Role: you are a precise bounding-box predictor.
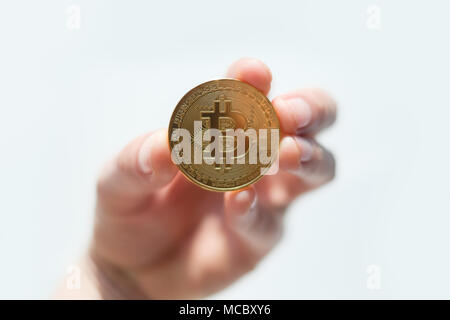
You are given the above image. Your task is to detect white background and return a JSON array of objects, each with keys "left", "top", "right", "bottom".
[{"left": 0, "top": 0, "right": 449, "bottom": 299}]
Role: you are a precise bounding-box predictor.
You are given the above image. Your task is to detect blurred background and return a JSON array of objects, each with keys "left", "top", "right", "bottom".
[{"left": 0, "top": 0, "right": 449, "bottom": 299}]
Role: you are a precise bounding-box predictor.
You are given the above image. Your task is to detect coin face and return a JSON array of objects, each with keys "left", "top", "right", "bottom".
[{"left": 168, "top": 79, "right": 280, "bottom": 192}]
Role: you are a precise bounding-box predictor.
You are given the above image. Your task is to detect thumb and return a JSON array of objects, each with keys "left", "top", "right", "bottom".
[{"left": 97, "top": 129, "right": 178, "bottom": 200}]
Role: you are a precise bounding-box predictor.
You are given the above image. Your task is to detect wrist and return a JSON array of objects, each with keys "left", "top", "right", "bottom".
[{"left": 53, "top": 249, "right": 147, "bottom": 300}]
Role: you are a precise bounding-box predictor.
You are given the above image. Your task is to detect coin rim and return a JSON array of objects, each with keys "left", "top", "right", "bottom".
[{"left": 168, "top": 78, "right": 280, "bottom": 192}]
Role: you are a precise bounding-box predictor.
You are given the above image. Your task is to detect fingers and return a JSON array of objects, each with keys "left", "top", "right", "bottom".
[
  {"left": 253, "top": 136, "right": 335, "bottom": 210},
  {"left": 224, "top": 187, "right": 282, "bottom": 255},
  {"left": 97, "top": 129, "right": 178, "bottom": 200},
  {"left": 279, "top": 135, "right": 335, "bottom": 188},
  {"left": 226, "top": 57, "right": 272, "bottom": 95},
  {"left": 227, "top": 60, "right": 336, "bottom": 136},
  {"left": 272, "top": 87, "right": 337, "bottom": 136}
]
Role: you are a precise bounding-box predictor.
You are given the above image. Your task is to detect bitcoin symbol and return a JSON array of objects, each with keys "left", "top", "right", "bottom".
[{"left": 201, "top": 94, "right": 248, "bottom": 171}]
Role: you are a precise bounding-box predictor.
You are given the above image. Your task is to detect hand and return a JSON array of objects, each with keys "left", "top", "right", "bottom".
[{"left": 68, "top": 58, "right": 336, "bottom": 299}]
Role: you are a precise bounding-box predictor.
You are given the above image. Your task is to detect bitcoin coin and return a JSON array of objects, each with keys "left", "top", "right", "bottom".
[{"left": 168, "top": 79, "right": 280, "bottom": 192}]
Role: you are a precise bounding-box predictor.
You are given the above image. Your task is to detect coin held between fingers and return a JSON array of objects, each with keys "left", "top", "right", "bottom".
[{"left": 168, "top": 79, "right": 280, "bottom": 192}]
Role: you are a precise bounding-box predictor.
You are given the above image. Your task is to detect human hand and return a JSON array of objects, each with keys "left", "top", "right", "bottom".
[{"left": 67, "top": 58, "right": 336, "bottom": 299}]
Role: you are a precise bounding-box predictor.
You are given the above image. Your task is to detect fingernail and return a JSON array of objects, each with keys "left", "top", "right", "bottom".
[
  {"left": 295, "top": 137, "right": 314, "bottom": 162},
  {"left": 286, "top": 97, "right": 312, "bottom": 131},
  {"left": 249, "top": 192, "right": 257, "bottom": 212},
  {"left": 235, "top": 190, "right": 251, "bottom": 205},
  {"left": 138, "top": 136, "right": 153, "bottom": 174},
  {"left": 234, "top": 189, "right": 257, "bottom": 215},
  {"left": 234, "top": 193, "right": 258, "bottom": 228}
]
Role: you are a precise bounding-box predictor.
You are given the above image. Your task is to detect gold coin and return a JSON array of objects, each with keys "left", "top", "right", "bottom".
[{"left": 168, "top": 79, "right": 280, "bottom": 192}]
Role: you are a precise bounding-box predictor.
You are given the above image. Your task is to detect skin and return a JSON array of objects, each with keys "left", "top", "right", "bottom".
[{"left": 55, "top": 58, "right": 337, "bottom": 299}]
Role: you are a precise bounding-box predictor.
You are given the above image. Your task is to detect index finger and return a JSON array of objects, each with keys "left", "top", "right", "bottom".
[{"left": 226, "top": 57, "right": 272, "bottom": 95}]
